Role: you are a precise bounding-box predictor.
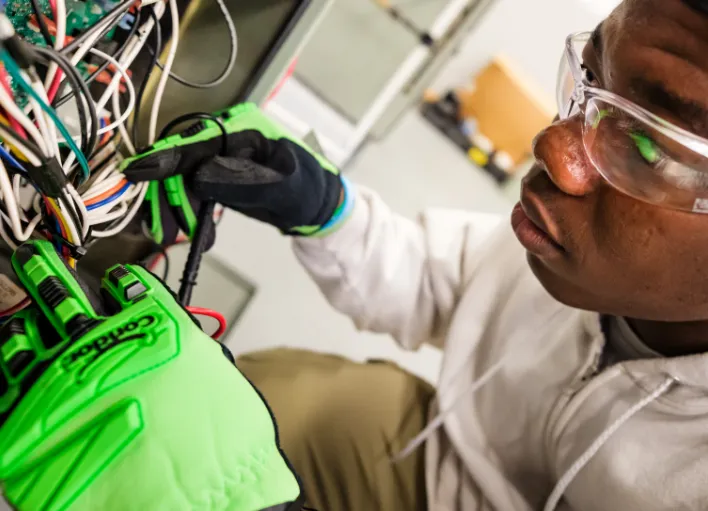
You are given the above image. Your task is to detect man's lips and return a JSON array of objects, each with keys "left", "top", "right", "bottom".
[{"left": 511, "top": 198, "right": 564, "bottom": 258}]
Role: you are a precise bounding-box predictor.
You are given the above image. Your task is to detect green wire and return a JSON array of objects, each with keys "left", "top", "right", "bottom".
[{"left": 0, "top": 51, "right": 90, "bottom": 182}]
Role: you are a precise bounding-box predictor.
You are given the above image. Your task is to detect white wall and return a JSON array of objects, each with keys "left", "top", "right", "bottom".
[{"left": 431, "top": 0, "right": 621, "bottom": 98}]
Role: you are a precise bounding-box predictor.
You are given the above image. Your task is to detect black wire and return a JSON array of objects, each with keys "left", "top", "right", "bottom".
[
  {"left": 32, "top": 46, "right": 98, "bottom": 158},
  {"left": 53, "top": 8, "right": 143, "bottom": 109},
  {"left": 0, "top": 124, "right": 44, "bottom": 163},
  {"left": 178, "top": 201, "right": 214, "bottom": 305},
  {"left": 29, "top": 0, "right": 53, "bottom": 47},
  {"left": 59, "top": 0, "right": 136, "bottom": 56},
  {"left": 147, "top": 0, "right": 236, "bottom": 90},
  {"left": 132, "top": 7, "right": 161, "bottom": 147},
  {"left": 165, "top": 113, "right": 228, "bottom": 306},
  {"left": 60, "top": 190, "right": 83, "bottom": 243}
]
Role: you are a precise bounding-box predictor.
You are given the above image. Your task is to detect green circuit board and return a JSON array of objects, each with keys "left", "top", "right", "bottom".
[
  {"left": 4, "top": 0, "right": 121, "bottom": 46},
  {"left": 2, "top": 0, "right": 125, "bottom": 104}
]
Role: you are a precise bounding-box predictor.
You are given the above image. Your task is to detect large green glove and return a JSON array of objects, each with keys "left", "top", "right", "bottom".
[
  {"left": 122, "top": 103, "right": 350, "bottom": 239},
  {"left": 0, "top": 240, "right": 303, "bottom": 511}
]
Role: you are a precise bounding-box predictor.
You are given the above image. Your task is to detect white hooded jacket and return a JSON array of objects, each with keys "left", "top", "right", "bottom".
[{"left": 294, "top": 185, "right": 708, "bottom": 511}]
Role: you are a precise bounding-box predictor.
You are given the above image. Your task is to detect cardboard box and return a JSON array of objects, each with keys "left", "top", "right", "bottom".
[{"left": 455, "top": 56, "right": 555, "bottom": 168}]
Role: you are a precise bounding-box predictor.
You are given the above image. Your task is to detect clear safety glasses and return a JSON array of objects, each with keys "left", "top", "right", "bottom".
[{"left": 557, "top": 32, "right": 708, "bottom": 213}]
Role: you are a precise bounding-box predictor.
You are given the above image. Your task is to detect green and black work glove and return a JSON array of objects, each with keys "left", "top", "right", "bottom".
[
  {"left": 0, "top": 240, "right": 304, "bottom": 511},
  {"left": 122, "top": 103, "right": 347, "bottom": 239}
]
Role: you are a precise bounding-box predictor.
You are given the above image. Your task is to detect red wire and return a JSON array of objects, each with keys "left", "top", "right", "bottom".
[
  {"left": 186, "top": 306, "right": 227, "bottom": 340},
  {"left": 47, "top": 71, "right": 64, "bottom": 103},
  {"left": 0, "top": 66, "right": 27, "bottom": 138}
]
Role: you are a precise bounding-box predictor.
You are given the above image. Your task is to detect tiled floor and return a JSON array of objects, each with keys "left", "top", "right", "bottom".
[{"left": 212, "top": 110, "right": 515, "bottom": 384}]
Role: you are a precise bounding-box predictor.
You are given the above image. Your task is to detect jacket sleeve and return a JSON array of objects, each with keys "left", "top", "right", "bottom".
[{"left": 292, "top": 184, "right": 502, "bottom": 350}]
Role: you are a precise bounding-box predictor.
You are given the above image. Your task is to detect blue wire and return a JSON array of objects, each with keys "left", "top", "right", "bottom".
[
  {"left": 0, "top": 144, "right": 27, "bottom": 173},
  {"left": 0, "top": 51, "right": 91, "bottom": 182},
  {"left": 86, "top": 182, "right": 131, "bottom": 211},
  {"left": 52, "top": 217, "right": 63, "bottom": 252}
]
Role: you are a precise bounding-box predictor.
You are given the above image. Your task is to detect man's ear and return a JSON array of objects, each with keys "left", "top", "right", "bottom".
[{"left": 684, "top": 0, "right": 708, "bottom": 15}]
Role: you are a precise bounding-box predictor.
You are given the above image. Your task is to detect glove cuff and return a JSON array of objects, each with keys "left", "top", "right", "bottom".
[{"left": 310, "top": 176, "right": 355, "bottom": 238}]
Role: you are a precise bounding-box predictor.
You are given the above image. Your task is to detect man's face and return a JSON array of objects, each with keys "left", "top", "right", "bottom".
[{"left": 516, "top": 0, "right": 708, "bottom": 321}]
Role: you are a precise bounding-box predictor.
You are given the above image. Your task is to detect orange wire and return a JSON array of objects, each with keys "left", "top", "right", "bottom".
[{"left": 84, "top": 180, "right": 127, "bottom": 206}]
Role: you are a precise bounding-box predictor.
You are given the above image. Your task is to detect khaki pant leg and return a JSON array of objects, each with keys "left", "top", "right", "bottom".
[{"left": 237, "top": 348, "right": 434, "bottom": 511}]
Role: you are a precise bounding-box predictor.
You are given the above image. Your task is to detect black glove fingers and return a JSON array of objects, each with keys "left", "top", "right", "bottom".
[{"left": 123, "top": 147, "right": 184, "bottom": 182}]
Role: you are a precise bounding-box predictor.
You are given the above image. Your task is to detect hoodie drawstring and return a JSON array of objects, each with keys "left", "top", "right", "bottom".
[
  {"left": 542, "top": 376, "right": 676, "bottom": 511},
  {"left": 392, "top": 308, "right": 570, "bottom": 464}
]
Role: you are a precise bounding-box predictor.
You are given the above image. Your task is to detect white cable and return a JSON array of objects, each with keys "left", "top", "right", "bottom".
[
  {"left": 0, "top": 218, "right": 17, "bottom": 250},
  {"left": 92, "top": 181, "right": 148, "bottom": 238},
  {"left": 28, "top": 78, "right": 56, "bottom": 158},
  {"left": 89, "top": 160, "right": 119, "bottom": 187},
  {"left": 161, "top": 0, "right": 238, "bottom": 89},
  {"left": 57, "top": 49, "right": 136, "bottom": 145},
  {"left": 82, "top": 175, "right": 125, "bottom": 200},
  {"left": 69, "top": 8, "right": 126, "bottom": 67},
  {"left": 12, "top": 174, "right": 23, "bottom": 218},
  {"left": 0, "top": 159, "right": 35, "bottom": 241},
  {"left": 88, "top": 202, "right": 128, "bottom": 224},
  {"left": 114, "top": 87, "right": 136, "bottom": 155},
  {"left": 149, "top": 0, "right": 180, "bottom": 144},
  {"left": 542, "top": 377, "right": 675, "bottom": 511},
  {"left": 76, "top": 13, "right": 155, "bottom": 134},
  {"left": 44, "top": 0, "right": 67, "bottom": 88},
  {"left": 56, "top": 195, "right": 82, "bottom": 247},
  {"left": 90, "top": 48, "right": 136, "bottom": 135},
  {"left": 67, "top": 185, "right": 90, "bottom": 238},
  {"left": 0, "top": 85, "right": 48, "bottom": 156},
  {"left": 0, "top": 128, "right": 42, "bottom": 168}
]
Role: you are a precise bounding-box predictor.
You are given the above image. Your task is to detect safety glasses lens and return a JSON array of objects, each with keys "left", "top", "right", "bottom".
[{"left": 583, "top": 97, "right": 708, "bottom": 212}]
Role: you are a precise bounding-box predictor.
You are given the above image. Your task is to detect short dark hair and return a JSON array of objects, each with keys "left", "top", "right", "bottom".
[{"left": 684, "top": 0, "right": 708, "bottom": 14}]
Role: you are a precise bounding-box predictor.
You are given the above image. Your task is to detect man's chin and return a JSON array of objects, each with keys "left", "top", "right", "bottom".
[{"left": 525, "top": 252, "right": 598, "bottom": 312}]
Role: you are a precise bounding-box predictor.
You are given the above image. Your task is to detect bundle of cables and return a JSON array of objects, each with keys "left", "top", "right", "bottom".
[{"left": 0, "top": 0, "right": 237, "bottom": 323}]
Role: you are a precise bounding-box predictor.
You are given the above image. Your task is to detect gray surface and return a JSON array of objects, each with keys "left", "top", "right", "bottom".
[
  {"left": 431, "top": 0, "right": 610, "bottom": 99},
  {"left": 136, "top": 0, "right": 331, "bottom": 145},
  {"left": 154, "top": 243, "right": 256, "bottom": 338},
  {"left": 372, "top": 0, "right": 497, "bottom": 137},
  {"left": 294, "top": 0, "right": 451, "bottom": 122}
]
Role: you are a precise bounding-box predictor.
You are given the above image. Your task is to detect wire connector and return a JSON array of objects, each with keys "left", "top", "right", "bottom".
[{"left": 28, "top": 159, "right": 68, "bottom": 199}]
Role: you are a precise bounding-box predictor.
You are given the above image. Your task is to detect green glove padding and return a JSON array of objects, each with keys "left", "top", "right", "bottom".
[{"left": 0, "top": 240, "right": 303, "bottom": 511}]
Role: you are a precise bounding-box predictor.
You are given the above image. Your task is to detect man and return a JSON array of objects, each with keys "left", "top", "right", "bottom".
[{"left": 122, "top": 0, "right": 708, "bottom": 509}]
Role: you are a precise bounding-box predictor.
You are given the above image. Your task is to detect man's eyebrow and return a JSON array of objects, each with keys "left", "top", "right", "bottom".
[
  {"left": 631, "top": 78, "right": 708, "bottom": 134},
  {"left": 591, "top": 22, "right": 604, "bottom": 58}
]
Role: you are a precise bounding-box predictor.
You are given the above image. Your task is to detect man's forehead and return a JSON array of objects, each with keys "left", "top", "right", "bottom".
[{"left": 592, "top": 0, "right": 708, "bottom": 135}]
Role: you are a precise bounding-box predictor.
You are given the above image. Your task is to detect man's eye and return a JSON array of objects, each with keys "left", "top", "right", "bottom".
[
  {"left": 630, "top": 131, "right": 662, "bottom": 164},
  {"left": 581, "top": 65, "right": 598, "bottom": 84}
]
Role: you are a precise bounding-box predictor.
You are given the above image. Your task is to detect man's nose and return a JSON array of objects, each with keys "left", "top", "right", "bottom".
[{"left": 532, "top": 117, "right": 603, "bottom": 196}]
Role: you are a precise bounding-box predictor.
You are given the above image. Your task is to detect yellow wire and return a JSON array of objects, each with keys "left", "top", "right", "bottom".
[
  {"left": 0, "top": 112, "right": 29, "bottom": 162},
  {"left": 46, "top": 197, "right": 78, "bottom": 269}
]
